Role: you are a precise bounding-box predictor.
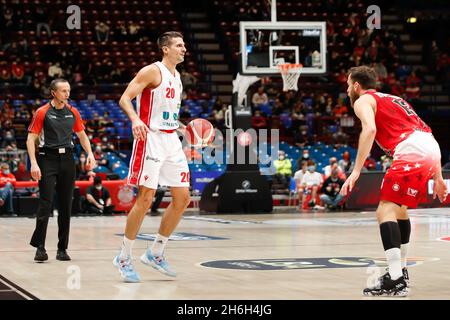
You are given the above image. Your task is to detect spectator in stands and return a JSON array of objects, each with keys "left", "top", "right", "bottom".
[
  {"left": 13, "top": 162, "right": 31, "bottom": 181},
  {"left": 374, "top": 61, "right": 388, "bottom": 82},
  {"left": 114, "top": 21, "right": 128, "bottom": 41},
  {"left": 428, "top": 40, "right": 440, "bottom": 70},
  {"left": 333, "top": 100, "right": 348, "bottom": 118},
  {"left": 332, "top": 127, "right": 349, "bottom": 147},
  {"left": 323, "top": 158, "right": 345, "bottom": 179},
  {"left": 1, "top": 8, "right": 14, "bottom": 33},
  {"left": 272, "top": 98, "right": 285, "bottom": 116},
  {"left": 35, "top": 7, "right": 52, "bottom": 38},
  {"left": 0, "top": 61, "right": 11, "bottom": 82},
  {"left": 128, "top": 22, "right": 141, "bottom": 42},
  {"left": 99, "top": 112, "right": 115, "bottom": 134},
  {"left": 15, "top": 104, "right": 31, "bottom": 121},
  {"left": 300, "top": 162, "right": 323, "bottom": 208},
  {"left": 293, "top": 161, "right": 307, "bottom": 207},
  {"left": 95, "top": 22, "right": 110, "bottom": 42},
  {"left": 48, "top": 62, "right": 63, "bottom": 79},
  {"left": 381, "top": 155, "right": 393, "bottom": 172},
  {"left": 84, "top": 176, "right": 114, "bottom": 215},
  {"left": 405, "top": 71, "right": 421, "bottom": 100},
  {"left": 364, "top": 153, "right": 377, "bottom": 171},
  {"left": 273, "top": 150, "right": 292, "bottom": 188},
  {"left": 323, "top": 97, "right": 335, "bottom": 116},
  {"left": 293, "top": 125, "right": 310, "bottom": 148},
  {"left": 336, "top": 68, "right": 348, "bottom": 89},
  {"left": 390, "top": 79, "right": 405, "bottom": 97},
  {"left": 338, "top": 151, "right": 352, "bottom": 173},
  {"left": 320, "top": 167, "right": 345, "bottom": 210},
  {"left": 291, "top": 101, "right": 306, "bottom": 126},
  {"left": 1, "top": 130, "right": 16, "bottom": 149},
  {"left": 251, "top": 86, "right": 269, "bottom": 107},
  {"left": 296, "top": 149, "right": 312, "bottom": 169},
  {"left": 0, "top": 162, "right": 16, "bottom": 216},
  {"left": 251, "top": 109, "right": 267, "bottom": 129},
  {"left": 11, "top": 57, "right": 25, "bottom": 83},
  {"left": 366, "top": 40, "right": 379, "bottom": 62},
  {"left": 180, "top": 71, "right": 197, "bottom": 91},
  {"left": 93, "top": 144, "right": 109, "bottom": 168},
  {"left": 76, "top": 152, "right": 94, "bottom": 180}
]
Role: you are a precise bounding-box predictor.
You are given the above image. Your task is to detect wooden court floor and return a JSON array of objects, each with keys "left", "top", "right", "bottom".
[{"left": 1, "top": 208, "right": 449, "bottom": 300}]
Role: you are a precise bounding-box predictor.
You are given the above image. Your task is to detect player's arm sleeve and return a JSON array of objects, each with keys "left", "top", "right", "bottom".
[
  {"left": 71, "top": 107, "right": 85, "bottom": 132},
  {"left": 28, "top": 108, "right": 46, "bottom": 134}
]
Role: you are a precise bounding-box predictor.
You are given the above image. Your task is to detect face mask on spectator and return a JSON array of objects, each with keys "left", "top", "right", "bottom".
[
  {"left": 95, "top": 185, "right": 102, "bottom": 190},
  {"left": 3, "top": 169, "right": 10, "bottom": 175},
  {"left": 80, "top": 157, "right": 86, "bottom": 162},
  {"left": 308, "top": 166, "right": 315, "bottom": 172},
  {"left": 303, "top": 153, "right": 309, "bottom": 159}
]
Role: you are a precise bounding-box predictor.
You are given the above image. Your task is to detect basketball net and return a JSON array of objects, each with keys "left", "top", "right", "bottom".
[{"left": 278, "top": 63, "right": 303, "bottom": 92}]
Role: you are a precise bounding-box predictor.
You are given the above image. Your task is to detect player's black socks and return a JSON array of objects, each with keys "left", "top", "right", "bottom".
[
  {"left": 397, "top": 219, "right": 411, "bottom": 245},
  {"left": 380, "top": 221, "right": 401, "bottom": 251},
  {"left": 380, "top": 221, "right": 402, "bottom": 280},
  {"left": 397, "top": 219, "right": 411, "bottom": 269}
]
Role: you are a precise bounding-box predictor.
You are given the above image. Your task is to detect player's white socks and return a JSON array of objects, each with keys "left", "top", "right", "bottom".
[
  {"left": 151, "top": 233, "right": 169, "bottom": 257},
  {"left": 385, "top": 248, "right": 402, "bottom": 280},
  {"left": 400, "top": 243, "right": 410, "bottom": 269},
  {"left": 119, "top": 236, "right": 134, "bottom": 259}
]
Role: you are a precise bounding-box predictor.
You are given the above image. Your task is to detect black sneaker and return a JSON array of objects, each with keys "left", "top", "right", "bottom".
[
  {"left": 402, "top": 268, "right": 409, "bottom": 286},
  {"left": 56, "top": 250, "right": 71, "bottom": 261},
  {"left": 363, "top": 273, "right": 409, "bottom": 297},
  {"left": 382, "top": 267, "right": 410, "bottom": 287},
  {"left": 34, "top": 246, "right": 48, "bottom": 262}
]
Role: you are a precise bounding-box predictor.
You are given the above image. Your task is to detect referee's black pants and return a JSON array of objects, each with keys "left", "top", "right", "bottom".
[{"left": 30, "top": 151, "right": 76, "bottom": 250}]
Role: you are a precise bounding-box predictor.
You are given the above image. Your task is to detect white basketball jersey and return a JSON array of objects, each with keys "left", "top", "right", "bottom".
[{"left": 136, "top": 61, "right": 182, "bottom": 130}]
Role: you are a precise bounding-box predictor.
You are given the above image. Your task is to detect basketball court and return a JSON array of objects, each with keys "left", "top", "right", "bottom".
[{"left": 1, "top": 208, "right": 449, "bottom": 300}]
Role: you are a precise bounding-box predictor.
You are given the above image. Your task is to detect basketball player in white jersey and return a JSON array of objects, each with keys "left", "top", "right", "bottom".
[{"left": 113, "top": 32, "right": 191, "bottom": 282}]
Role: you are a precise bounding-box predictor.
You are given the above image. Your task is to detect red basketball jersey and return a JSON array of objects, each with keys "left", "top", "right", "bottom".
[{"left": 363, "top": 90, "right": 431, "bottom": 155}]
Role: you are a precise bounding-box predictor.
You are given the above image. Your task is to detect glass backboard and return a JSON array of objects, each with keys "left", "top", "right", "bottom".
[{"left": 240, "top": 21, "right": 327, "bottom": 75}]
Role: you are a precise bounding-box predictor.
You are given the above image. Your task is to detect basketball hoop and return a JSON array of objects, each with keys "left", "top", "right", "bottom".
[{"left": 278, "top": 63, "right": 303, "bottom": 92}]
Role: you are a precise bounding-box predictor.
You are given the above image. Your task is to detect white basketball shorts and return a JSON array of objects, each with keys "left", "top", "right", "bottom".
[{"left": 127, "top": 130, "right": 190, "bottom": 189}]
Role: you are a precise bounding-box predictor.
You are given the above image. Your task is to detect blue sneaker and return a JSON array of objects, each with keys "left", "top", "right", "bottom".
[
  {"left": 140, "top": 251, "right": 177, "bottom": 277},
  {"left": 113, "top": 255, "right": 141, "bottom": 283}
]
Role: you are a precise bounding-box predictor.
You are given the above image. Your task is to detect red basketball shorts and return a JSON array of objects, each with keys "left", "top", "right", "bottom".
[{"left": 380, "top": 131, "right": 441, "bottom": 208}]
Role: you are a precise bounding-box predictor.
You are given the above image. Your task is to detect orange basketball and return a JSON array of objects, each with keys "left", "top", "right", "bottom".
[{"left": 185, "top": 118, "right": 215, "bottom": 148}]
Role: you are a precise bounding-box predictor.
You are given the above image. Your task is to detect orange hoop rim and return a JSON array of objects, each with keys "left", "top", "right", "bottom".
[{"left": 278, "top": 63, "right": 303, "bottom": 74}]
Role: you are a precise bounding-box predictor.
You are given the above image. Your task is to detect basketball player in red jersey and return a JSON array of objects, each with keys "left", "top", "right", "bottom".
[
  {"left": 340, "top": 66, "right": 448, "bottom": 296},
  {"left": 113, "top": 32, "right": 191, "bottom": 282}
]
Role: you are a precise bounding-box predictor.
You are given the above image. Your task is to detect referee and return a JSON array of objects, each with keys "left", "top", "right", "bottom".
[{"left": 26, "top": 78, "right": 96, "bottom": 262}]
